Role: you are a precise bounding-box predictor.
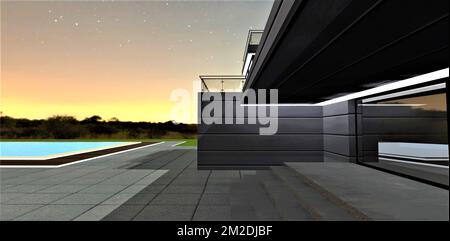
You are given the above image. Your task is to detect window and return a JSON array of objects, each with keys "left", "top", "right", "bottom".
[{"left": 357, "top": 82, "right": 448, "bottom": 186}]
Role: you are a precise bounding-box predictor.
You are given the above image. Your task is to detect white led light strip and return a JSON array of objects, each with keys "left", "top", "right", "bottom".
[
  {"left": 242, "top": 53, "right": 255, "bottom": 76},
  {"left": 316, "top": 68, "right": 449, "bottom": 106},
  {"left": 239, "top": 68, "right": 448, "bottom": 107}
]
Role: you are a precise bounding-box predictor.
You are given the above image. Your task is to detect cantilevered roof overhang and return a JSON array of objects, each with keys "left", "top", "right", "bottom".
[{"left": 244, "top": 0, "right": 449, "bottom": 103}]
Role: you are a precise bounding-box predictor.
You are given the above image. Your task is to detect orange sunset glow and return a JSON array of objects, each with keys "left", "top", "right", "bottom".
[{"left": 1, "top": 0, "right": 273, "bottom": 123}]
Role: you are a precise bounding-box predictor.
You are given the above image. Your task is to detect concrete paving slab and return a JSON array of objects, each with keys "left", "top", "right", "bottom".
[
  {"left": 171, "top": 177, "right": 207, "bottom": 186},
  {"left": 210, "top": 170, "right": 241, "bottom": 179},
  {"left": 193, "top": 205, "right": 232, "bottom": 220},
  {"left": 101, "top": 193, "right": 137, "bottom": 205},
  {"left": 100, "top": 172, "right": 150, "bottom": 185},
  {"left": 124, "top": 193, "right": 156, "bottom": 205},
  {"left": 0, "top": 204, "right": 43, "bottom": 221},
  {"left": 151, "top": 193, "right": 201, "bottom": 205},
  {"left": 133, "top": 205, "right": 196, "bottom": 221},
  {"left": 65, "top": 178, "right": 106, "bottom": 185},
  {"left": 53, "top": 193, "right": 113, "bottom": 205},
  {"left": 135, "top": 170, "right": 168, "bottom": 185},
  {"left": 204, "top": 184, "right": 232, "bottom": 194},
  {"left": 14, "top": 204, "right": 93, "bottom": 221},
  {"left": 0, "top": 177, "right": 41, "bottom": 185},
  {"left": 0, "top": 184, "right": 16, "bottom": 190},
  {"left": 79, "top": 184, "right": 128, "bottom": 194},
  {"left": 74, "top": 204, "right": 120, "bottom": 221},
  {"left": 37, "top": 184, "right": 88, "bottom": 194},
  {"left": 208, "top": 178, "right": 240, "bottom": 185},
  {"left": 151, "top": 175, "right": 176, "bottom": 184},
  {"left": 102, "top": 205, "right": 145, "bottom": 221},
  {"left": 2, "top": 184, "right": 51, "bottom": 193},
  {"left": 0, "top": 192, "right": 26, "bottom": 203},
  {"left": 138, "top": 184, "right": 167, "bottom": 194},
  {"left": 118, "top": 184, "right": 147, "bottom": 194},
  {"left": 200, "top": 194, "right": 231, "bottom": 205},
  {"left": 32, "top": 177, "right": 74, "bottom": 185},
  {"left": 163, "top": 185, "right": 204, "bottom": 194},
  {"left": 4, "top": 193, "right": 69, "bottom": 205}
]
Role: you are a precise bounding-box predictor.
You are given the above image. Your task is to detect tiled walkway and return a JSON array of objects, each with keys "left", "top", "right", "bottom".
[
  {"left": 0, "top": 142, "right": 314, "bottom": 221},
  {"left": 5, "top": 141, "right": 444, "bottom": 220},
  {"left": 102, "top": 147, "right": 313, "bottom": 220},
  {"left": 0, "top": 142, "right": 174, "bottom": 221}
]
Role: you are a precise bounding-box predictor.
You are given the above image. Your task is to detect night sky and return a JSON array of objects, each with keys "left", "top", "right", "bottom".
[{"left": 1, "top": 0, "right": 273, "bottom": 123}]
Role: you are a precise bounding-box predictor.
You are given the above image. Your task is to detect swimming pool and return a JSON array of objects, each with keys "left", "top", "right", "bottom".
[{"left": 0, "top": 142, "right": 138, "bottom": 159}]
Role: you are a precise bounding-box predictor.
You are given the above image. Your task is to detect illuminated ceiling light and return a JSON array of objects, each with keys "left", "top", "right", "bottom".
[
  {"left": 316, "top": 68, "right": 449, "bottom": 106},
  {"left": 242, "top": 53, "right": 255, "bottom": 76}
]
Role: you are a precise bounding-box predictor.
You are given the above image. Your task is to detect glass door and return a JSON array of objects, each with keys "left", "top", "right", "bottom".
[{"left": 356, "top": 81, "right": 448, "bottom": 186}]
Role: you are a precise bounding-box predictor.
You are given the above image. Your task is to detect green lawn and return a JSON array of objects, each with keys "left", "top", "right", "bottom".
[
  {"left": 175, "top": 139, "right": 197, "bottom": 147},
  {"left": 0, "top": 138, "right": 198, "bottom": 147}
]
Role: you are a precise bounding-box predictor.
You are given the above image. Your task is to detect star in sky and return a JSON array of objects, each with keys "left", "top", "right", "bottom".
[{"left": 3, "top": 0, "right": 273, "bottom": 123}]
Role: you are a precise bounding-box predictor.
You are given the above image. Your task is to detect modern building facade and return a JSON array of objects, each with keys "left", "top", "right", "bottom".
[{"left": 198, "top": 0, "right": 448, "bottom": 187}]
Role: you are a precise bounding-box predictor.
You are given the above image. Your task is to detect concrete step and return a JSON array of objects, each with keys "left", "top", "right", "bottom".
[
  {"left": 254, "top": 171, "right": 314, "bottom": 220},
  {"left": 230, "top": 174, "right": 282, "bottom": 220},
  {"left": 284, "top": 163, "right": 449, "bottom": 220},
  {"left": 270, "top": 166, "right": 367, "bottom": 221}
]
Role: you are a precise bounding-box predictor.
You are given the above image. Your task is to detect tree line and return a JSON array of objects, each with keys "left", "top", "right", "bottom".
[{"left": 0, "top": 115, "right": 196, "bottom": 139}]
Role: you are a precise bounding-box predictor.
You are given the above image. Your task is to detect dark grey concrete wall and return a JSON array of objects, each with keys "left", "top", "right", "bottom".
[
  {"left": 198, "top": 92, "right": 324, "bottom": 169},
  {"left": 322, "top": 100, "right": 357, "bottom": 162},
  {"left": 198, "top": 93, "right": 361, "bottom": 168}
]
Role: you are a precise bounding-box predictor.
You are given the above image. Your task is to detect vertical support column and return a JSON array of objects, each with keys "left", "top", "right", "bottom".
[{"left": 322, "top": 100, "right": 357, "bottom": 162}]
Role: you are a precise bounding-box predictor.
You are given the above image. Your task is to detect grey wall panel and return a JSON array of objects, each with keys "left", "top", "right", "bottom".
[
  {"left": 323, "top": 135, "right": 356, "bottom": 157},
  {"left": 200, "top": 102, "right": 322, "bottom": 118},
  {"left": 323, "top": 115, "right": 355, "bottom": 135},
  {"left": 199, "top": 135, "right": 323, "bottom": 151},
  {"left": 322, "top": 101, "right": 357, "bottom": 162},
  {"left": 361, "top": 106, "right": 447, "bottom": 118},
  {"left": 198, "top": 151, "right": 324, "bottom": 166},
  {"left": 323, "top": 100, "right": 356, "bottom": 117},
  {"left": 199, "top": 118, "right": 323, "bottom": 134},
  {"left": 277, "top": 106, "right": 323, "bottom": 117},
  {"left": 200, "top": 100, "right": 250, "bottom": 118},
  {"left": 361, "top": 118, "right": 447, "bottom": 134},
  {"left": 198, "top": 96, "right": 364, "bottom": 167},
  {"left": 200, "top": 102, "right": 281, "bottom": 118}
]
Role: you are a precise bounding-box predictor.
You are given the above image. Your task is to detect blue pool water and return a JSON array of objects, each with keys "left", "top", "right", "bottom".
[{"left": 0, "top": 142, "right": 131, "bottom": 157}]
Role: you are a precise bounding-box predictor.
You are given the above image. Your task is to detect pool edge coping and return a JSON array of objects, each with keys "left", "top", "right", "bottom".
[
  {"left": 0, "top": 142, "right": 142, "bottom": 160},
  {"left": 0, "top": 142, "right": 165, "bottom": 169}
]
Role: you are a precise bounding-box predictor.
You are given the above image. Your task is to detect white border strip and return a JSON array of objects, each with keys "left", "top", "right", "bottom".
[
  {"left": 379, "top": 157, "right": 449, "bottom": 169},
  {"left": 171, "top": 141, "right": 186, "bottom": 147},
  {"left": 0, "top": 142, "right": 165, "bottom": 169},
  {"left": 241, "top": 103, "right": 316, "bottom": 106},
  {"left": 360, "top": 104, "right": 426, "bottom": 107},
  {"left": 380, "top": 153, "right": 449, "bottom": 162}
]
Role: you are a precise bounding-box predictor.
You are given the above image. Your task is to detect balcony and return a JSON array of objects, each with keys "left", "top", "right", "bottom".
[
  {"left": 200, "top": 75, "right": 245, "bottom": 92},
  {"left": 242, "top": 30, "right": 263, "bottom": 77}
]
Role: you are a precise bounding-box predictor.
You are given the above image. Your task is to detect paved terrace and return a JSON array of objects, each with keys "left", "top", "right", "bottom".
[{"left": 1, "top": 142, "right": 448, "bottom": 221}]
